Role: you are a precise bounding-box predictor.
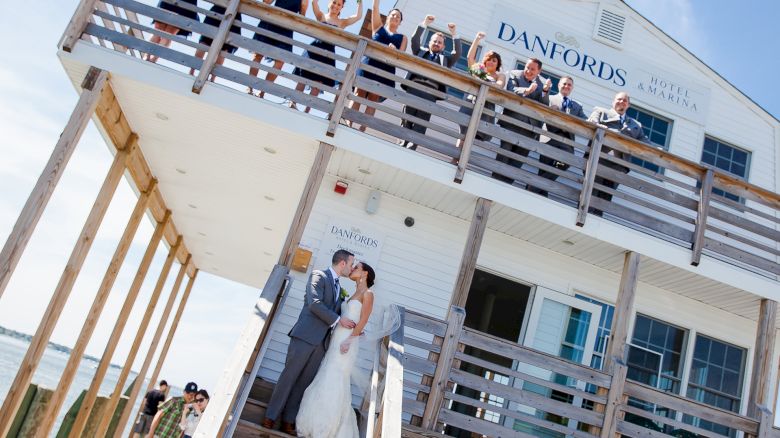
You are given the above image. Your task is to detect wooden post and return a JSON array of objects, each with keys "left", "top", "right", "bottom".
[
  {"left": 0, "top": 135, "right": 134, "bottom": 438},
  {"left": 454, "top": 84, "right": 489, "bottom": 184},
  {"left": 605, "top": 251, "right": 641, "bottom": 370},
  {"left": 36, "top": 178, "right": 157, "bottom": 437},
  {"left": 577, "top": 128, "right": 606, "bottom": 227},
  {"left": 192, "top": 0, "right": 241, "bottom": 93},
  {"left": 59, "top": 0, "right": 99, "bottom": 51},
  {"left": 421, "top": 306, "right": 466, "bottom": 429},
  {"left": 747, "top": 299, "right": 778, "bottom": 419},
  {"left": 450, "top": 198, "right": 492, "bottom": 309},
  {"left": 327, "top": 39, "right": 368, "bottom": 136},
  {"left": 0, "top": 67, "right": 107, "bottom": 300},
  {"left": 599, "top": 358, "right": 628, "bottom": 438},
  {"left": 93, "top": 236, "right": 184, "bottom": 438},
  {"left": 111, "top": 256, "right": 191, "bottom": 438},
  {"left": 196, "top": 142, "right": 335, "bottom": 437},
  {"left": 691, "top": 168, "right": 714, "bottom": 266},
  {"left": 381, "top": 310, "right": 405, "bottom": 438},
  {"left": 68, "top": 212, "right": 170, "bottom": 438}
]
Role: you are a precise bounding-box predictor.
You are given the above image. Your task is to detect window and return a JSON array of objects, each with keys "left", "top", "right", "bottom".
[
  {"left": 625, "top": 107, "right": 672, "bottom": 173},
  {"left": 628, "top": 315, "right": 687, "bottom": 394},
  {"left": 683, "top": 335, "right": 746, "bottom": 436},
  {"left": 515, "top": 61, "right": 561, "bottom": 95},
  {"left": 420, "top": 28, "right": 472, "bottom": 97},
  {"left": 701, "top": 136, "right": 751, "bottom": 202},
  {"left": 575, "top": 294, "right": 614, "bottom": 372}
]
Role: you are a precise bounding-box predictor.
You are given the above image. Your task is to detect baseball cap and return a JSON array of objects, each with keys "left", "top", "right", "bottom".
[{"left": 184, "top": 382, "right": 198, "bottom": 393}]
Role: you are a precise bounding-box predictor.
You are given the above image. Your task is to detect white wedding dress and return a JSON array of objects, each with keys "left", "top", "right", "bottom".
[{"left": 296, "top": 300, "right": 362, "bottom": 438}]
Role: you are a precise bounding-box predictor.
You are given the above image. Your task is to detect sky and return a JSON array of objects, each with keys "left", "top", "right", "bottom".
[{"left": 0, "top": 0, "right": 777, "bottom": 417}]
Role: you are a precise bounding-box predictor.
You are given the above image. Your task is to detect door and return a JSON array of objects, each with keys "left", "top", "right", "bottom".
[{"left": 504, "top": 287, "right": 602, "bottom": 435}]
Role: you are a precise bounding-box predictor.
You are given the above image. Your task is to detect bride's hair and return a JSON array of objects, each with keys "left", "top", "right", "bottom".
[{"left": 360, "top": 262, "right": 376, "bottom": 288}]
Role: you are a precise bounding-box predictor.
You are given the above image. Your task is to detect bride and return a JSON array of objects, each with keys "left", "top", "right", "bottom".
[{"left": 296, "top": 262, "right": 376, "bottom": 438}]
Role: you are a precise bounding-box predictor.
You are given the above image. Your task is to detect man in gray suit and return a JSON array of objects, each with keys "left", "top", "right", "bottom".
[
  {"left": 532, "top": 75, "right": 587, "bottom": 197},
  {"left": 400, "top": 15, "right": 461, "bottom": 150},
  {"left": 261, "top": 249, "right": 357, "bottom": 435},
  {"left": 587, "top": 91, "right": 650, "bottom": 215},
  {"left": 493, "top": 57, "right": 552, "bottom": 184}
]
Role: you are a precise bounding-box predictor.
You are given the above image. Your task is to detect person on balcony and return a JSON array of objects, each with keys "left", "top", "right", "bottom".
[
  {"left": 189, "top": 5, "right": 244, "bottom": 80},
  {"left": 534, "top": 75, "right": 587, "bottom": 198},
  {"left": 247, "top": 0, "right": 309, "bottom": 98},
  {"left": 349, "top": 0, "right": 407, "bottom": 132},
  {"left": 398, "top": 15, "right": 461, "bottom": 150},
  {"left": 492, "top": 57, "right": 552, "bottom": 185},
  {"left": 587, "top": 92, "right": 650, "bottom": 216},
  {"left": 145, "top": 0, "right": 200, "bottom": 63},
  {"left": 291, "top": 0, "right": 364, "bottom": 113},
  {"left": 260, "top": 250, "right": 357, "bottom": 435},
  {"left": 455, "top": 31, "right": 505, "bottom": 161}
]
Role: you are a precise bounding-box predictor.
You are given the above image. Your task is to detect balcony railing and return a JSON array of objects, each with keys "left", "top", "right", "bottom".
[
  {"left": 63, "top": 0, "right": 780, "bottom": 279},
  {"left": 390, "top": 306, "right": 777, "bottom": 438}
]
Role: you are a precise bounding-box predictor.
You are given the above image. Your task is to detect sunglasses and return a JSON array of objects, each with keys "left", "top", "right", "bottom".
[{"left": 195, "top": 398, "right": 207, "bottom": 403}]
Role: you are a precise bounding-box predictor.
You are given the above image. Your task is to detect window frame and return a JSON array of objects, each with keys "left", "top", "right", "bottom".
[
  {"left": 700, "top": 135, "right": 752, "bottom": 203},
  {"left": 624, "top": 105, "right": 674, "bottom": 174}
]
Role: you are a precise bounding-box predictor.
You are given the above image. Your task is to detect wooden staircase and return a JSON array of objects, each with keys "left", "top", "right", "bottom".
[{"left": 233, "top": 377, "right": 293, "bottom": 438}]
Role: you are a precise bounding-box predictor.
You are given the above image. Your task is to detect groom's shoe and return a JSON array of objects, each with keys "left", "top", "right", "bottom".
[
  {"left": 260, "top": 417, "right": 276, "bottom": 429},
  {"left": 281, "top": 421, "right": 296, "bottom": 435}
]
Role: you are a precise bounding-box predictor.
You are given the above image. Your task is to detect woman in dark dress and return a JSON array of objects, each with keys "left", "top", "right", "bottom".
[
  {"left": 189, "top": 5, "right": 244, "bottom": 80},
  {"left": 146, "top": 0, "right": 200, "bottom": 63},
  {"left": 247, "top": 0, "right": 309, "bottom": 97},
  {"left": 348, "top": 0, "right": 407, "bottom": 131},
  {"left": 290, "top": 0, "right": 363, "bottom": 113}
]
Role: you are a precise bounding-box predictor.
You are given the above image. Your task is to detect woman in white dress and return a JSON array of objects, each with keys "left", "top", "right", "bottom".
[{"left": 296, "top": 262, "right": 376, "bottom": 438}]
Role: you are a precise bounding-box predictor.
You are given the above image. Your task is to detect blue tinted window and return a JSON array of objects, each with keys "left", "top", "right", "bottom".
[
  {"left": 625, "top": 107, "right": 672, "bottom": 173},
  {"left": 700, "top": 136, "right": 751, "bottom": 203}
]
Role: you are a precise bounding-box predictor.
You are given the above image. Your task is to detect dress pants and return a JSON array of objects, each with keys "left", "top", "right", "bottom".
[
  {"left": 264, "top": 337, "right": 326, "bottom": 423},
  {"left": 401, "top": 83, "right": 438, "bottom": 150}
]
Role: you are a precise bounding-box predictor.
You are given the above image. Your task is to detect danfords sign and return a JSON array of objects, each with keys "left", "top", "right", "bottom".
[{"left": 489, "top": 6, "right": 711, "bottom": 124}]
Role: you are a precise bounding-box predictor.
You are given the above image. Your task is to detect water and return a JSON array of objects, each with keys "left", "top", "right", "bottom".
[{"left": 0, "top": 334, "right": 144, "bottom": 437}]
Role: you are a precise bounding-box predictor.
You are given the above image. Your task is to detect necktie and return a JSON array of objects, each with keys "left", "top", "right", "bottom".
[
  {"left": 334, "top": 277, "right": 340, "bottom": 302},
  {"left": 562, "top": 97, "right": 569, "bottom": 111},
  {"left": 620, "top": 115, "right": 626, "bottom": 125},
  {"left": 430, "top": 52, "right": 439, "bottom": 63}
]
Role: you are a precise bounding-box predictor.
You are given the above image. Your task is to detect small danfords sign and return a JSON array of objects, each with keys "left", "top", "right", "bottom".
[{"left": 317, "top": 217, "right": 386, "bottom": 268}]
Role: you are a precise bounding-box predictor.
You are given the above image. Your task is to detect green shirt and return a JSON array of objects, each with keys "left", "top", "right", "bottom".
[{"left": 154, "top": 396, "right": 185, "bottom": 438}]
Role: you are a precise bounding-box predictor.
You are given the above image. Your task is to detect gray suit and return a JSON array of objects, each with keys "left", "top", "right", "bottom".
[
  {"left": 532, "top": 93, "right": 587, "bottom": 196},
  {"left": 493, "top": 70, "right": 550, "bottom": 184},
  {"left": 264, "top": 268, "right": 343, "bottom": 423},
  {"left": 586, "top": 107, "right": 651, "bottom": 213},
  {"left": 401, "top": 25, "right": 462, "bottom": 149}
]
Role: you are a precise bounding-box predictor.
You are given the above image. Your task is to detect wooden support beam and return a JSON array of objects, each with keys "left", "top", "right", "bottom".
[
  {"left": 747, "top": 299, "right": 778, "bottom": 419},
  {"left": 59, "top": 0, "right": 98, "bottom": 51},
  {"left": 605, "top": 251, "right": 641, "bottom": 372},
  {"left": 599, "top": 359, "right": 628, "bottom": 438},
  {"left": 37, "top": 178, "right": 157, "bottom": 437},
  {"left": 454, "top": 84, "right": 489, "bottom": 184},
  {"left": 0, "top": 135, "right": 133, "bottom": 438},
  {"left": 112, "top": 256, "right": 190, "bottom": 438},
  {"left": 197, "top": 142, "right": 334, "bottom": 437},
  {"left": 93, "top": 235, "right": 183, "bottom": 438},
  {"left": 450, "top": 198, "right": 492, "bottom": 309},
  {"left": 192, "top": 0, "right": 241, "bottom": 94},
  {"left": 68, "top": 212, "right": 170, "bottom": 438},
  {"left": 421, "top": 306, "right": 465, "bottom": 429},
  {"left": 327, "top": 39, "right": 368, "bottom": 137},
  {"left": 381, "top": 309, "right": 405, "bottom": 438},
  {"left": 0, "top": 67, "right": 107, "bottom": 300},
  {"left": 577, "top": 128, "right": 606, "bottom": 227},
  {"left": 691, "top": 168, "right": 714, "bottom": 266}
]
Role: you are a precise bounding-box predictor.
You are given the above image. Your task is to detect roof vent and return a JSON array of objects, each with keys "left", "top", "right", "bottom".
[{"left": 593, "top": 6, "right": 626, "bottom": 48}]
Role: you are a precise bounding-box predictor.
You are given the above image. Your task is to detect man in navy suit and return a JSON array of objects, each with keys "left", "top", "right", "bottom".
[
  {"left": 587, "top": 92, "right": 651, "bottom": 215},
  {"left": 261, "top": 249, "right": 356, "bottom": 435}
]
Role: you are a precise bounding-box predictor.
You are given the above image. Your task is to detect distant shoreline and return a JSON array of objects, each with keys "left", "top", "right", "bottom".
[{"left": 0, "top": 325, "right": 125, "bottom": 370}]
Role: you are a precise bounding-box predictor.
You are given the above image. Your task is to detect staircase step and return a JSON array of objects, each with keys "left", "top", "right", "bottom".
[
  {"left": 249, "top": 377, "right": 275, "bottom": 403},
  {"left": 402, "top": 423, "right": 454, "bottom": 437},
  {"left": 235, "top": 419, "right": 296, "bottom": 438},
  {"left": 240, "top": 397, "right": 267, "bottom": 423}
]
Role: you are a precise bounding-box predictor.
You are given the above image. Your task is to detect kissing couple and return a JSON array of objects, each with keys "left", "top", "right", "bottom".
[{"left": 261, "top": 249, "right": 376, "bottom": 437}]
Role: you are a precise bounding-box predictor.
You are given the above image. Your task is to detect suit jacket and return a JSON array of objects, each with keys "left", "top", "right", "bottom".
[
  {"left": 544, "top": 93, "right": 586, "bottom": 142},
  {"left": 587, "top": 106, "right": 650, "bottom": 162},
  {"left": 503, "top": 70, "right": 550, "bottom": 125},
  {"left": 289, "top": 268, "right": 343, "bottom": 345},
  {"left": 403, "top": 25, "right": 462, "bottom": 94}
]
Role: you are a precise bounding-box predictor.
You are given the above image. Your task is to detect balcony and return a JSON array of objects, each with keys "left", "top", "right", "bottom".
[{"left": 59, "top": 0, "right": 780, "bottom": 287}]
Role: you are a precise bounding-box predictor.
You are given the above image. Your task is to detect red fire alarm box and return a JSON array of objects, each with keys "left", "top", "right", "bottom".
[{"left": 334, "top": 180, "right": 348, "bottom": 195}]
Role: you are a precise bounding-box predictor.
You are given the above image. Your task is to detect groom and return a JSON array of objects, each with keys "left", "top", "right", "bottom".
[{"left": 261, "top": 249, "right": 357, "bottom": 434}]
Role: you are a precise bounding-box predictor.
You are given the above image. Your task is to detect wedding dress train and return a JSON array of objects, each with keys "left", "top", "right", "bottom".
[{"left": 296, "top": 299, "right": 362, "bottom": 438}]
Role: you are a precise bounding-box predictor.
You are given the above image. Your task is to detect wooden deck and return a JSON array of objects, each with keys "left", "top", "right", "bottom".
[{"left": 63, "top": 0, "right": 780, "bottom": 281}]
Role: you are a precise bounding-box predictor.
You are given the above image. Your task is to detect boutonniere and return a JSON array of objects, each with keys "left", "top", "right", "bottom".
[{"left": 339, "top": 287, "right": 349, "bottom": 300}]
